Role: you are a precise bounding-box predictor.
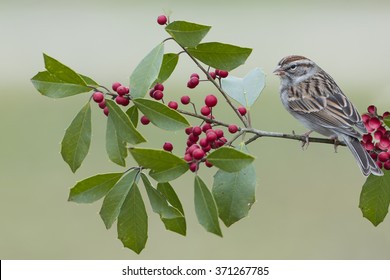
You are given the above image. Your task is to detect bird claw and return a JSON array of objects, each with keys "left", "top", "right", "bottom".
[
  {"left": 332, "top": 138, "right": 340, "bottom": 153},
  {"left": 300, "top": 130, "right": 313, "bottom": 150}
]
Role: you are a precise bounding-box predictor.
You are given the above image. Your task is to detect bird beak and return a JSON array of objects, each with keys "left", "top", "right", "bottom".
[{"left": 273, "top": 66, "right": 284, "bottom": 76}]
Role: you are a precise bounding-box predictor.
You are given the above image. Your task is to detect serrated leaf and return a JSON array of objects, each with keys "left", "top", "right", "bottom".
[
  {"left": 129, "top": 148, "right": 189, "bottom": 182},
  {"left": 117, "top": 183, "right": 148, "bottom": 254},
  {"left": 61, "top": 102, "right": 91, "bottom": 173},
  {"left": 126, "top": 106, "right": 139, "bottom": 128},
  {"left": 99, "top": 170, "right": 138, "bottom": 229},
  {"left": 133, "top": 98, "right": 190, "bottom": 131},
  {"left": 165, "top": 21, "right": 211, "bottom": 48},
  {"left": 194, "top": 175, "right": 222, "bottom": 237},
  {"left": 155, "top": 53, "right": 179, "bottom": 84},
  {"left": 130, "top": 43, "right": 164, "bottom": 98},
  {"left": 68, "top": 173, "right": 123, "bottom": 203},
  {"left": 359, "top": 171, "right": 390, "bottom": 226},
  {"left": 207, "top": 146, "right": 255, "bottom": 172},
  {"left": 221, "top": 68, "right": 266, "bottom": 107},
  {"left": 187, "top": 42, "right": 252, "bottom": 71},
  {"left": 106, "top": 114, "right": 127, "bottom": 166},
  {"left": 31, "top": 54, "right": 91, "bottom": 98},
  {"left": 105, "top": 100, "right": 146, "bottom": 145},
  {"left": 213, "top": 163, "right": 256, "bottom": 227},
  {"left": 141, "top": 174, "right": 185, "bottom": 235}
]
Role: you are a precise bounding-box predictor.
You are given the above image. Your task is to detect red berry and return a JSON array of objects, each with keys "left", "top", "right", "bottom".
[
  {"left": 200, "top": 106, "right": 211, "bottom": 116},
  {"left": 238, "top": 106, "right": 247, "bottom": 116},
  {"left": 378, "top": 152, "right": 389, "bottom": 162},
  {"left": 190, "top": 73, "right": 200, "bottom": 79},
  {"left": 168, "top": 101, "right": 178, "bottom": 110},
  {"left": 116, "top": 86, "right": 128, "bottom": 96},
  {"left": 189, "top": 162, "right": 198, "bottom": 172},
  {"left": 209, "top": 72, "right": 216, "bottom": 80},
  {"left": 157, "top": 15, "right": 167, "bottom": 25},
  {"left": 184, "top": 153, "right": 193, "bottom": 162},
  {"left": 368, "top": 117, "right": 381, "bottom": 129},
  {"left": 103, "top": 107, "right": 109, "bottom": 116},
  {"left": 367, "top": 105, "right": 377, "bottom": 115},
  {"left": 205, "top": 160, "right": 213, "bottom": 168},
  {"left": 361, "top": 114, "right": 370, "bottom": 122},
  {"left": 98, "top": 100, "right": 106, "bottom": 109},
  {"left": 218, "top": 70, "right": 229, "bottom": 78},
  {"left": 185, "top": 127, "right": 193, "bottom": 135},
  {"left": 112, "top": 82, "right": 121, "bottom": 92},
  {"left": 374, "top": 130, "right": 383, "bottom": 141},
  {"left": 187, "top": 144, "right": 200, "bottom": 156},
  {"left": 205, "top": 94, "right": 218, "bottom": 107},
  {"left": 153, "top": 90, "right": 164, "bottom": 100},
  {"left": 92, "top": 91, "right": 104, "bottom": 103},
  {"left": 192, "top": 148, "right": 205, "bottom": 160},
  {"left": 370, "top": 152, "right": 378, "bottom": 160},
  {"left": 214, "top": 129, "right": 224, "bottom": 138},
  {"left": 149, "top": 89, "right": 155, "bottom": 98},
  {"left": 215, "top": 69, "right": 220, "bottom": 76},
  {"left": 364, "top": 141, "right": 375, "bottom": 151},
  {"left": 379, "top": 137, "right": 390, "bottom": 149},
  {"left": 163, "top": 142, "right": 173, "bottom": 152},
  {"left": 154, "top": 83, "right": 164, "bottom": 91},
  {"left": 228, "top": 124, "right": 238, "bottom": 133},
  {"left": 116, "top": 95, "right": 129, "bottom": 106},
  {"left": 199, "top": 138, "right": 208, "bottom": 147},
  {"left": 376, "top": 161, "right": 383, "bottom": 169},
  {"left": 384, "top": 161, "right": 390, "bottom": 170},
  {"left": 202, "top": 145, "right": 211, "bottom": 153},
  {"left": 202, "top": 123, "right": 212, "bottom": 132},
  {"left": 181, "top": 95, "right": 191, "bottom": 105},
  {"left": 206, "top": 131, "right": 217, "bottom": 143},
  {"left": 140, "top": 115, "right": 150, "bottom": 125},
  {"left": 192, "top": 126, "right": 202, "bottom": 136},
  {"left": 188, "top": 133, "right": 199, "bottom": 144},
  {"left": 383, "top": 112, "right": 390, "bottom": 119},
  {"left": 187, "top": 77, "right": 199, "bottom": 89}
]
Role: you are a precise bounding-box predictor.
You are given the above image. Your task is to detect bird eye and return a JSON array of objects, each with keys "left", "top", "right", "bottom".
[{"left": 289, "top": 64, "right": 297, "bottom": 71}]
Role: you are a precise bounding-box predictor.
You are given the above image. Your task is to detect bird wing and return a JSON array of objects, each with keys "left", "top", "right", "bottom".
[{"left": 287, "top": 73, "right": 366, "bottom": 138}]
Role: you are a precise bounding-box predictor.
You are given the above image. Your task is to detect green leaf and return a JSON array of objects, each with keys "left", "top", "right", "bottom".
[
  {"left": 194, "top": 175, "right": 222, "bottom": 237},
  {"left": 141, "top": 174, "right": 186, "bottom": 235},
  {"left": 213, "top": 163, "right": 256, "bottom": 227},
  {"left": 359, "top": 171, "right": 390, "bottom": 226},
  {"left": 157, "top": 182, "right": 185, "bottom": 215},
  {"left": 165, "top": 21, "right": 211, "bottom": 48},
  {"left": 106, "top": 114, "right": 127, "bottom": 167},
  {"left": 126, "top": 106, "right": 139, "bottom": 128},
  {"left": 79, "top": 74, "right": 99, "bottom": 86},
  {"left": 117, "top": 182, "right": 148, "bottom": 254},
  {"left": 384, "top": 116, "right": 390, "bottom": 129},
  {"left": 68, "top": 173, "right": 123, "bottom": 203},
  {"left": 99, "top": 170, "right": 138, "bottom": 229},
  {"left": 187, "top": 42, "right": 252, "bottom": 71},
  {"left": 155, "top": 53, "right": 179, "bottom": 84},
  {"left": 31, "top": 54, "right": 91, "bottom": 98},
  {"left": 105, "top": 99, "right": 146, "bottom": 144},
  {"left": 130, "top": 43, "right": 164, "bottom": 98},
  {"left": 207, "top": 146, "right": 255, "bottom": 172},
  {"left": 60, "top": 102, "right": 91, "bottom": 173},
  {"left": 221, "top": 68, "right": 266, "bottom": 107},
  {"left": 129, "top": 148, "right": 189, "bottom": 182},
  {"left": 133, "top": 98, "right": 190, "bottom": 131}
]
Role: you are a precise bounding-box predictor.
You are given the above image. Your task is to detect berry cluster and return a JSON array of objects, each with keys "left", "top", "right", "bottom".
[
  {"left": 91, "top": 82, "right": 131, "bottom": 116},
  {"left": 361, "top": 105, "right": 390, "bottom": 170},
  {"left": 186, "top": 70, "right": 229, "bottom": 89}
]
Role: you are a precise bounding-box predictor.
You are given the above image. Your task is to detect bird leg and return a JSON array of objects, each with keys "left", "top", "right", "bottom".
[
  {"left": 293, "top": 130, "right": 313, "bottom": 150},
  {"left": 331, "top": 136, "right": 340, "bottom": 153}
]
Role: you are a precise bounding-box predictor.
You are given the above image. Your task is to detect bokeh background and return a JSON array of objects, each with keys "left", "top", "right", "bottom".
[{"left": 1, "top": 0, "right": 390, "bottom": 259}]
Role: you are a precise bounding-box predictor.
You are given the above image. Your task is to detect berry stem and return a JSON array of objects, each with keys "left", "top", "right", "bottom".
[
  {"left": 172, "top": 39, "right": 248, "bottom": 127},
  {"left": 176, "top": 108, "right": 231, "bottom": 128}
]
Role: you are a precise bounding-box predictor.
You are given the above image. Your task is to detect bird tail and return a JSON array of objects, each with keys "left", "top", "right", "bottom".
[{"left": 341, "top": 135, "right": 383, "bottom": 176}]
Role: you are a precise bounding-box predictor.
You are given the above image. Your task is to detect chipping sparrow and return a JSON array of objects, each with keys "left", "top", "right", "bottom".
[{"left": 274, "top": 55, "right": 383, "bottom": 176}]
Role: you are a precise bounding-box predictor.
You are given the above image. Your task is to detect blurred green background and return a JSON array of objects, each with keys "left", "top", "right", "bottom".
[{"left": 1, "top": 0, "right": 390, "bottom": 259}]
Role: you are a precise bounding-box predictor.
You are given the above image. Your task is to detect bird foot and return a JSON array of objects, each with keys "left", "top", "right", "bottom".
[
  {"left": 331, "top": 137, "right": 340, "bottom": 153},
  {"left": 294, "top": 130, "right": 313, "bottom": 150}
]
